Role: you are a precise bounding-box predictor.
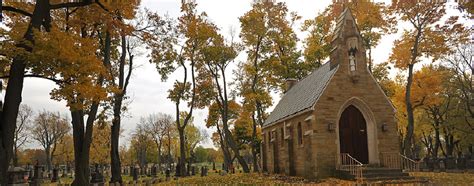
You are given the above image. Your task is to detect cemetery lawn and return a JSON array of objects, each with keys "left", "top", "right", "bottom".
[
  {"left": 159, "top": 172, "right": 474, "bottom": 185},
  {"left": 157, "top": 173, "right": 355, "bottom": 185},
  {"left": 42, "top": 171, "right": 474, "bottom": 185},
  {"left": 410, "top": 172, "right": 474, "bottom": 185}
]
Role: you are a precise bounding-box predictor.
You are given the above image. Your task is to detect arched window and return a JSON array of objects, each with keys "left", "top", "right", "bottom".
[
  {"left": 297, "top": 122, "right": 303, "bottom": 145},
  {"left": 280, "top": 127, "right": 284, "bottom": 146}
]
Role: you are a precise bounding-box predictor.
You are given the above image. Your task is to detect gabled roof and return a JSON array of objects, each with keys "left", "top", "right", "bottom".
[{"left": 263, "top": 62, "right": 338, "bottom": 126}]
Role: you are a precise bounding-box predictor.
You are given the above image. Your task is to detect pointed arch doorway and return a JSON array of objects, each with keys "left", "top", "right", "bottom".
[{"left": 339, "top": 105, "right": 369, "bottom": 164}]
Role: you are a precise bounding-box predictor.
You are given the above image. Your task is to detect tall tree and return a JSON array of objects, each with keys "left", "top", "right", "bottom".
[
  {"left": 131, "top": 121, "right": 155, "bottom": 170},
  {"left": 144, "top": 113, "right": 174, "bottom": 172},
  {"left": 301, "top": 9, "right": 333, "bottom": 68},
  {"left": 31, "top": 111, "right": 70, "bottom": 171},
  {"left": 238, "top": 1, "right": 304, "bottom": 172},
  {"left": 105, "top": 1, "right": 140, "bottom": 183},
  {"left": 148, "top": 1, "right": 215, "bottom": 176},
  {"left": 443, "top": 42, "right": 473, "bottom": 128},
  {"left": 0, "top": 1, "right": 105, "bottom": 183},
  {"left": 389, "top": 0, "right": 463, "bottom": 157},
  {"left": 201, "top": 30, "right": 251, "bottom": 172}
]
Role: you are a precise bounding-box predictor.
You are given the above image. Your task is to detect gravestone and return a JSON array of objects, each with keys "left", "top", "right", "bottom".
[
  {"left": 175, "top": 160, "right": 181, "bottom": 177},
  {"left": 191, "top": 166, "right": 196, "bottom": 176},
  {"left": 30, "top": 164, "right": 44, "bottom": 186},
  {"left": 132, "top": 167, "right": 139, "bottom": 181},
  {"left": 219, "top": 170, "right": 227, "bottom": 176},
  {"left": 61, "top": 167, "right": 67, "bottom": 178},
  {"left": 7, "top": 167, "right": 27, "bottom": 185},
  {"left": 187, "top": 164, "right": 191, "bottom": 176},
  {"left": 200, "top": 167, "right": 205, "bottom": 177},
  {"left": 165, "top": 168, "right": 171, "bottom": 181},
  {"left": 151, "top": 165, "right": 157, "bottom": 177},
  {"left": 51, "top": 168, "right": 59, "bottom": 183},
  {"left": 122, "top": 167, "right": 128, "bottom": 175},
  {"left": 28, "top": 167, "right": 33, "bottom": 181},
  {"left": 90, "top": 164, "right": 105, "bottom": 186},
  {"left": 229, "top": 164, "right": 234, "bottom": 174}
]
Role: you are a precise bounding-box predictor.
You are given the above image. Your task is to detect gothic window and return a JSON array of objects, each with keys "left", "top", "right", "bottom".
[
  {"left": 268, "top": 132, "right": 271, "bottom": 148},
  {"left": 297, "top": 122, "right": 303, "bottom": 145},
  {"left": 280, "top": 127, "right": 284, "bottom": 146}
]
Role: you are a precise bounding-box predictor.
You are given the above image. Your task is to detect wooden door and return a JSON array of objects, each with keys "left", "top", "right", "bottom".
[{"left": 339, "top": 105, "right": 369, "bottom": 164}]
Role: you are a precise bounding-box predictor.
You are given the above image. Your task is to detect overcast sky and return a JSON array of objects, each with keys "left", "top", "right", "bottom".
[{"left": 12, "top": 0, "right": 468, "bottom": 149}]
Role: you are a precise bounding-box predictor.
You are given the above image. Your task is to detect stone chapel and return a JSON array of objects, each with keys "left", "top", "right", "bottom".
[{"left": 261, "top": 8, "right": 400, "bottom": 179}]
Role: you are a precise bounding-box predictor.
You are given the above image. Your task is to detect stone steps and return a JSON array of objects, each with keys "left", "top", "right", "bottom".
[{"left": 337, "top": 167, "right": 428, "bottom": 184}]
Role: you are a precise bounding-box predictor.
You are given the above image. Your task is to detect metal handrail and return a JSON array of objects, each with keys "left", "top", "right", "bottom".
[
  {"left": 337, "top": 153, "right": 363, "bottom": 182},
  {"left": 380, "top": 152, "right": 420, "bottom": 172},
  {"left": 399, "top": 153, "right": 420, "bottom": 171}
]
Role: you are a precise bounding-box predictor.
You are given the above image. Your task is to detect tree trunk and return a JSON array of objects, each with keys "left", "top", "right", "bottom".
[
  {"left": 222, "top": 126, "right": 250, "bottom": 172},
  {"left": 403, "top": 64, "right": 415, "bottom": 157},
  {"left": 434, "top": 123, "right": 441, "bottom": 158},
  {"left": 70, "top": 101, "right": 98, "bottom": 186},
  {"left": 157, "top": 142, "right": 162, "bottom": 172},
  {"left": 46, "top": 147, "right": 52, "bottom": 171},
  {"left": 110, "top": 110, "right": 122, "bottom": 183},
  {"left": 0, "top": 0, "right": 49, "bottom": 182},
  {"left": 251, "top": 115, "right": 259, "bottom": 172},
  {"left": 0, "top": 29, "right": 28, "bottom": 186},
  {"left": 178, "top": 127, "right": 187, "bottom": 177},
  {"left": 71, "top": 110, "right": 89, "bottom": 186},
  {"left": 216, "top": 124, "right": 231, "bottom": 171},
  {"left": 111, "top": 30, "right": 132, "bottom": 183},
  {"left": 167, "top": 130, "right": 172, "bottom": 170}
]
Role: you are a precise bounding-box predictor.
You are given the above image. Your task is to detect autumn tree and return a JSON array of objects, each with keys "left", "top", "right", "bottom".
[
  {"left": 90, "top": 123, "right": 112, "bottom": 165},
  {"left": 31, "top": 111, "right": 70, "bottom": 171},
  {"left": 131, "top": 121, "right": 156, "bottom": 170},
  {"left": 184, "top": 121, "right": 206, "bottom": 171},
  {"left": 443, "top": 42, "right": 473, "bottom": 129},
  {"left": 53, "top": 134, "right": 74, "bottom": 169},
  {"left": 389, "top": 0, "right": 465, "bottom": 157},
  {"left": 0, "top": 1, "right": 107, "bottom": 183},
  {"left": 372, "top": 62, "right": 397, "bottom": 97},
  {"left": 301, "top": 9, "right": 333, "bottom": 68},
  {"left": 143, "top": 113, "right": 174, "bottom": 171},
  {"left": 412, "top": 65, "right": 451, "bottom": 158},
  {"left": 238, "top": 1, "right": 305, "bottom": 172},
  {"left": 200, "top": 28, "right": 252, "bottom": 172},
  {"left": 148, "top": 1, "right": 216, "bottom": 176},
  {"left": 13, "top": 104, "right": 33, "bottom": 166}
]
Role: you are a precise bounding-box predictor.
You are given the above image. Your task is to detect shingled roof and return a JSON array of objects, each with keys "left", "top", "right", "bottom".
[{"left": 263, "top": 62, "right": 338, "bottom": 126}]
